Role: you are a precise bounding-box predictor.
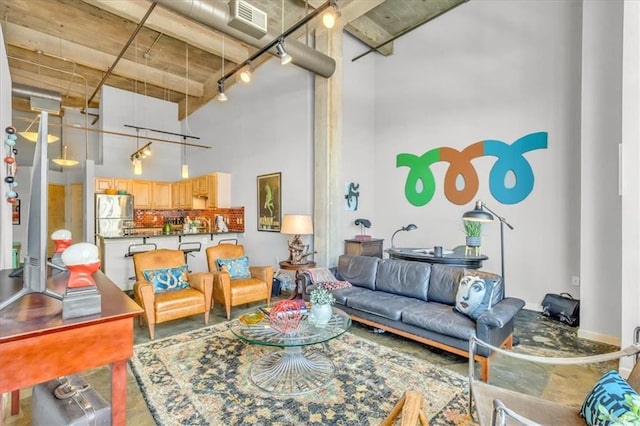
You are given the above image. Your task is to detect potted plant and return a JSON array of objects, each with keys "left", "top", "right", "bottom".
[
  {"left": 463, "top": 220, "right": 482, "bottom": 249},
  {"left": 309, "top": 288, "right": 335, "bottom": 327}
]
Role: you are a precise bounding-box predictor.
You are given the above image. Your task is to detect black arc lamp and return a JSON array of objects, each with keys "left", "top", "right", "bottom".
[
  {"left": 462, "top": 200, "right": 514, "bottom": 281},
  {"left": 391, "top": 224, "right": 418, "bottom": 248}
]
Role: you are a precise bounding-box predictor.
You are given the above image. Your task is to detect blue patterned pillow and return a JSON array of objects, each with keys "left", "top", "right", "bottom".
[
  {"left": 580, "top": 370, "right": 638, "bottom": 425},
  {"left": 216, "top": 256, "right": 251, "bottom": 279},
  {"left": 454, "top": 275, "right": 496, "bottom": 320},
  {"left": 143, "top": 264, "right": 190, "bottom": 293}
]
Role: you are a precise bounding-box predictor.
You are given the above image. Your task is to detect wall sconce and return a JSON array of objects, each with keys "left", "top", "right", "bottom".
[{"left": 391, "top": 224, "right": 417, "bottom": 248}]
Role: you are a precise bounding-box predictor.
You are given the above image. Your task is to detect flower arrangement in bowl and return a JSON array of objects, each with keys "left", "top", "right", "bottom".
[
  {"left": 309, "top": 288, "right": 335, "bottom": 327},
  {"left": 310, "top": 288, "right": 336, "bottom": 306}
]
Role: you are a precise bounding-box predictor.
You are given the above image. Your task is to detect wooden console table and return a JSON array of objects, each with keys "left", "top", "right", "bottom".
[
  {"left": 0, "top": 269, "right": 142, "bottom": 425},
  {"left": 344, "top": 238, "right": 384, "bottom": 258}
]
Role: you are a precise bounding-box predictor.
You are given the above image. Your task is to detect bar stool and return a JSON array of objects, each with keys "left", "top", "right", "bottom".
[
  {"left": 178, "top": 242, "right": 201, "bottom": 271},
  {"left": 125, "top": 243, "right": 157, "bottom": 281}
]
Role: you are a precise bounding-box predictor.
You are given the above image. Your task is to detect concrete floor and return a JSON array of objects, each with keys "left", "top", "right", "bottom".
[{"left": 3, "top": 292, "right": 618, "bottom": 425}]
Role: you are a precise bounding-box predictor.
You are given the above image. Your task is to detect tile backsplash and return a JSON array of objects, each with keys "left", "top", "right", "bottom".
[{"left": 134, "top": 207, "right": 245, "bottom": 232}]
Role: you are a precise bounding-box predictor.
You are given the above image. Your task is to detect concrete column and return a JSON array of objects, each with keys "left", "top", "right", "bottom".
[{"left": 313, "top": 25, "right": 343, "bottom": 267}]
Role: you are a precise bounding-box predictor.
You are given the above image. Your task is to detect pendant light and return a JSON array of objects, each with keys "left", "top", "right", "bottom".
[
  {"left": 53, "top": 144, "right": 79, "bottom": 167},
  {"left": 19, "top": 115, "right": 59, "bottom": 143}
]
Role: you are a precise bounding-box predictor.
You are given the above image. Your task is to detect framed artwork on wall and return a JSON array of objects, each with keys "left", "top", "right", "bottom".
[
  {"left": 12, "top": 200, "right": 20, "bottom": 225},
  {"left": 257, "top": 172, "right": 281, "bottom": 232}
]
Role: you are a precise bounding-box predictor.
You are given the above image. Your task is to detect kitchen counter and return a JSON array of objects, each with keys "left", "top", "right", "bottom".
[
  {"left": 96, "top": 232, "right": 243, "bottom": 291},
  {"left": 100, "top": 230, "right": 242, "bottom": 240}
]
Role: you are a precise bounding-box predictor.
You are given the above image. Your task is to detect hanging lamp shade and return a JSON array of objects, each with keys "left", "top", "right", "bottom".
[
  {"left": 18, "top": 131, "right": 59, "bottom": 143},
  {"left": 52, "top": 145, "right": 79, "bottom": 166}
]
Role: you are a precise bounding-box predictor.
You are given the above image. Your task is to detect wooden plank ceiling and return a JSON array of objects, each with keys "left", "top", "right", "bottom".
[{"left": 1, "top": 0, "right": 467, "bottom": 121}]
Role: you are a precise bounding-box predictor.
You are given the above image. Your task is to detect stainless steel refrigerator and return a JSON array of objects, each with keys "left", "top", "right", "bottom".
[{"left": 95, "top": 194, "right": 134, "bottom": 237}]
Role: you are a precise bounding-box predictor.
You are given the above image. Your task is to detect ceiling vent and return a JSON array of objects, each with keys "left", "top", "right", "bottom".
[{"left": 228, "top": 0, "right": 268, "bottom": 39}]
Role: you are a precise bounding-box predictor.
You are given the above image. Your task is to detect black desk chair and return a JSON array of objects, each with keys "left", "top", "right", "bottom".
[{"left": 178, "top": 242, "right": 201, "bottom": 271}]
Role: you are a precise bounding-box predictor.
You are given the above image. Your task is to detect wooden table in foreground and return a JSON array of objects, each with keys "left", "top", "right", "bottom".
[{"left": 0, "top": 269, "right": 142, "bottom": 425}]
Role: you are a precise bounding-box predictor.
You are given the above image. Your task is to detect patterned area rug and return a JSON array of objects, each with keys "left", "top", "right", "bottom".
[{"left": 129, "top": 322, "right": 476, "bottom": 425}]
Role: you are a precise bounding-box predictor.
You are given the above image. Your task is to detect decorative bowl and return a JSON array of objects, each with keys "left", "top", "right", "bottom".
[
  {"left": 104, "top": 188, "right": 117, "bottom": 195},
  {"left": 239, "top": 311, "right": 265, "bottom": 325}
]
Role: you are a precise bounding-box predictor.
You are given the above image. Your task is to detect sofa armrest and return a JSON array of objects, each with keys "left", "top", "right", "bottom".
[{"left": 477, "top": 297, "right": 525, "bottom": 328}]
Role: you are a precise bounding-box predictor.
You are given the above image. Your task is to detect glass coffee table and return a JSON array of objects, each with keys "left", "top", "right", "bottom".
[{"left": 229, "top": 306, "right": 351, "bottom": 395}]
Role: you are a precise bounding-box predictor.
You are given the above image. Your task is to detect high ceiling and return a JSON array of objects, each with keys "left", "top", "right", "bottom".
[{"left": 1, "top": 0, "right": 467, "bottom": 121}]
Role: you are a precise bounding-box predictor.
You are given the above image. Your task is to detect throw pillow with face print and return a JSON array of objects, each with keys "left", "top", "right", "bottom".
[{"left": 455, "top": 275, "right": 495, "bottom": 320}]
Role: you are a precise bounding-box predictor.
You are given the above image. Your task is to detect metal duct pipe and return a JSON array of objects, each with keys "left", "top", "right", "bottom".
[
  {"left": 13, "top": 83, "right": 62, "bottom": 114},
  {"left": 154, "top": 0, "right": 336, "bottom": 78}
]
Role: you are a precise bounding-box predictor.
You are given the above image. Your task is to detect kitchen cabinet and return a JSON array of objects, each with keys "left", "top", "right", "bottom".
[
  {"left": 192, "top": 176, "right": 208, "bottom": 197},
  {"left": 95, "top": 178, "right": 131, "bottom": 193},
  {"left": 207, "top": 172, "right": 231, "bottom": 208},
  {"left": 153, "top": 182, "right": 172, "bottom": 209},
  {"left": 173, "top": 179, "right": 193, "bottom": 209},
  {"left": 131, "top": 180, "right": 152, "bottom": 208}
]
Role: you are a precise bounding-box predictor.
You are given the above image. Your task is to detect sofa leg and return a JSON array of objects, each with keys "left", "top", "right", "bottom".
[
  {"left": 505, "top": 334, "right": 513, "bottom": 350},
  {"left": 480, "top": 358, "right": 490, "bottom": 382}
]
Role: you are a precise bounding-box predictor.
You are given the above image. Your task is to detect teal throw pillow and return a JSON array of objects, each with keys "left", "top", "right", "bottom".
[
  {"left": 143, "top": 264, "right": 190, "bottom": 293},
  {"left": 216, "top": 256, "right": 251, "bottom": 279},
  {"left": 580, "top": 370, "right": 639, "bottom": 426},
  {"left": 454, "top": 275, "right": 495, "bottom": 320}
]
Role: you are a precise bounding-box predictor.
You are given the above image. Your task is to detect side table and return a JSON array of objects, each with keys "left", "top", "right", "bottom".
[
  {"left": 344, "top": 238, "right": 384, "bottom": 258},
  {"left": 278, "top": 261, "right": 316, "bottom": 299}
]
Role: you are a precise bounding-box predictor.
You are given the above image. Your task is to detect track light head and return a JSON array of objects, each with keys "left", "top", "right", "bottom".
[
  {"left": 239, "top": 62, "right": 253, "bottom": 84},
  {"left": 142, "top": 143, "right": 152, "bottom": 157},
  {"left": 322, "top": 3, "right": 340, "bottom": 29},
  {"left": 276, "top": 40, "right": 292, "bottom": 65},
  {"left": 217, "top": 81, "right": 228, "bottom": 102}
]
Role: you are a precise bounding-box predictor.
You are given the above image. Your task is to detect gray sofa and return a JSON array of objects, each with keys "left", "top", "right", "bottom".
[{"left": 303, "top": 255, "right": 525, "bottom": 381}]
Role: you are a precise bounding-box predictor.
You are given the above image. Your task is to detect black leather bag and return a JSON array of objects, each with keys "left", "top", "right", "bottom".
[{"left": 541, "top": 292, "right": 580, "bottom": 326}]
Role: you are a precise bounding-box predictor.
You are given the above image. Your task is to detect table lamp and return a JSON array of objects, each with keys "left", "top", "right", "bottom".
[
  {"left": 391, "top": 224, "right": 417, "bottom": 248},
  {"left": 281, "top": 214, "right": 314, "bottom": 264}
]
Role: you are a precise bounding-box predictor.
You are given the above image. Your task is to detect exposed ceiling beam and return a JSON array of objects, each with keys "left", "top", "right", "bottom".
[
  {"left": 81, "top": 0, "right": 251, "bottom": 64},
  {"left": 4, "top": 22, "right": 204, "bottom": 97}
]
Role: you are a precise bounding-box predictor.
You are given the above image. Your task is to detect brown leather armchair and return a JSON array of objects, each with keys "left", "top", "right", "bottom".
[
  {"left": 205, "top": 244, "right": 273, "bottom": 319},
  {"left": 133, "top": 249, "right": 213, "bottom": 339}
]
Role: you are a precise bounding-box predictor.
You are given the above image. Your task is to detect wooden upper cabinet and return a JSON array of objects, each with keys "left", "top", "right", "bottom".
[
  {"left": 152, "top": 182, "right": 172, "bottom": 209},
  {"left": 179, "top": 179, "right": 193, "bottom": 209},
  {"left": 207, "top": 172, "right": 231, "bottom": 208},
  {"left": 95, "top": 178, "right": 131, "bottom": 194},
  {"left": 130, "top": 180, "right": 152, "bottom": 209},
  {"left": 171, "top": 182, "right": 180, "bottom": 209}
]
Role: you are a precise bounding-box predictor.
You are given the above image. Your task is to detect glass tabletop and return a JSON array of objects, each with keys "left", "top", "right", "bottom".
[{"left": 228, "top": 306, "right": 351, "bottom": 348}]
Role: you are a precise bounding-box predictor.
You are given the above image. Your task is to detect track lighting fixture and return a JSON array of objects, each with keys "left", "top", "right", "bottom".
[
  {"left": 238, "top": 62, "right": 253, "bottom": 84},
  {"left": 130, "top": 142, "right": 152, "bottom": 160},
  {"left": 276, "top": 40, "right": 292, "bottom": 65},
  {"left": 322, "top": 2, "right": 339, "bottom": 29},
  {"left": 217, "top": 81, "right": 228, "bottom": 102}
]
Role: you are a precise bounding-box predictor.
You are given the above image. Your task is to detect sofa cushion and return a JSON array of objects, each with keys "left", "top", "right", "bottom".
[
  {"left": 375, "top": 259, "right": 431, "bottom": 302},
  {"left": 455, "top": 275, "right": 496, "bottom": 320},
  {"left": 335, "top": 255, "right": 379, "bottom": 290},
  {"left": 346, "top": 292, "right": 416, "bottom": 321},
  {"left": 427, "top": 265, "right": 466, "bottom": 305},
  {"left": 330, "top": 286, "right": 374, "bottom": 306},
  {"left": 402, "top": 301, "right": 477, "bottom": 341}
]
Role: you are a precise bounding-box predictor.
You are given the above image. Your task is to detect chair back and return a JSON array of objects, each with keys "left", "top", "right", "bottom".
[
  {"left": 133, "top": 249, "right": 186, "bottom": 282},
  {"left": 206, "top": 244, "right": 246, "bottom": 272}
]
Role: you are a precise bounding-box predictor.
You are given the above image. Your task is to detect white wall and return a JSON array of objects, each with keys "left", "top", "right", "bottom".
[
  {"left": 580, "top": 0, "right": 623, "bottom": 343},
  {"left": 185, "top": 59, "right": 314, "bottom": 268},
  {"left": 372, "top": 1, "right": 583, "bottom": 309},
  {"left": 97, "top": 86, "right": 182, "bottom": 181},
  {"left": 0, "top": 25, "right": 12, "bottom": 268}
]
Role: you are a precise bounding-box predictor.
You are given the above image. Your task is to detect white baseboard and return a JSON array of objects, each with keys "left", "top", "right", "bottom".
[{"left": 577, "top": 329, "right": 621, "bottom": 346}]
